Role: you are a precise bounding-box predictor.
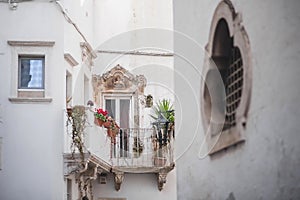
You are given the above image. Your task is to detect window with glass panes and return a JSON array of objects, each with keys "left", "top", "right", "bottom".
[
  {"left": 105, "top": 96, "right": 132, "bottom": 157},
  {"left": 18, "top": 56, "right": 45, "bottom": 89}
]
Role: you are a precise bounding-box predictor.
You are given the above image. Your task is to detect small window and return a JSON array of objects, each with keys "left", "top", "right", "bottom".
[
  {"left": 8, "top": 40, "right": 54, "bottom": 103},
  {"left": 18, "top": 56, "right": 45, "bottom": 89},
  {"left": 66, "top": 71, "right": 72, "bottom": 108}
]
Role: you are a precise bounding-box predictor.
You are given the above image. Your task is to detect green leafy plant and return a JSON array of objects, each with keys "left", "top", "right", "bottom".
[
  {"left": 150, "top": 99, "right": 174, "bottom": 123},
  {"left": 150, "top": 99, "right": 175, "bottom": 152}
]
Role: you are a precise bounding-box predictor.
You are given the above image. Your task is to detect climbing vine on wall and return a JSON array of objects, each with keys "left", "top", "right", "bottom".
[
  {"left": 67, "top": 105, "right": 93, "bottom": 199},
  {"left": 67, "top": 105, "right": 87, "bottom": 167}
]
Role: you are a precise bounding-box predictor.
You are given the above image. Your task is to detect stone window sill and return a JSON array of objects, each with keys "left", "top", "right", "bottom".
[
  {"left": 8, "top": 97, "right": 52, "bottom": 104},
  {"left": 208, "top": 126, "right": 245, "bottom": 156}
]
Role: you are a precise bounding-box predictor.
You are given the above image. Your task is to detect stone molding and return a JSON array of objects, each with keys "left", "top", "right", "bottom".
[
  {"left": 64, "top": 53, "right": 79, "bottom": 67},
  {"left": 7, "top": 40, "right": 55, "bottom": 47},
  {"left": 201, "top": 0, "right": 252, "bottom": 155},
  {"left": 8, "top": 97, "right": 52, "bottom": 103}
]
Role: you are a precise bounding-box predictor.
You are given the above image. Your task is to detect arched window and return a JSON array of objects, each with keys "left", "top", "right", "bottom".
[{"left": 201, "top": 0, "right": 252, "bottom": 155}]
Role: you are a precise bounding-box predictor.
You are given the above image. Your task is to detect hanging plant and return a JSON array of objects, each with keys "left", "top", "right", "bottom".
[
  {"left": 94, "top": 108, "right": 108, "bottom": 127},
  {"left": 66, "top": 105, "right": 87, "bottom": 168},
  {"left": 67, "top": 105, "right": 94, "bottom": 199}
]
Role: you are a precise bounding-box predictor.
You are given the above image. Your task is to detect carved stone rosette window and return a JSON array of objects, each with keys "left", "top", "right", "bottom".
[{"left": 201, "top": 0, "right": 252, "bottom": 155}]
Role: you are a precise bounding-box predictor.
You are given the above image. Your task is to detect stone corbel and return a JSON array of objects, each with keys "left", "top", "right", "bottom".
[
  {"left": 64, "top": 160, "right": 79, "bottom": 176},
  {"left": 114, "top": 172, "right": 124, "bottom": 191},
  {"left": 157, "top": 172, "right": 168, "bottom": 191},
  {"left": 157, "top": 164, "right": 175, "bottom": 191}
]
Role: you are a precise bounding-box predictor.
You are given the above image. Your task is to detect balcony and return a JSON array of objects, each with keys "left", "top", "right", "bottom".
[
  {"left": 109, "top": 127, "right": 175, "bottom": 191},
  {"left": 110, "top": 128, "right": 175, "bottom": 173},
  {"left": 64, "top": 106, "right": 175, "bottom": 191}
]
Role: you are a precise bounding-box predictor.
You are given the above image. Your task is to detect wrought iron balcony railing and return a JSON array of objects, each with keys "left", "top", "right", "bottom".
[{"left": 110, "top": 128, "right": 174, "bottom": 172}]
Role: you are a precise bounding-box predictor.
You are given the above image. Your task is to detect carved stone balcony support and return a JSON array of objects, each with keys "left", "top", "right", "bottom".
[
  {"left": 157, "top": 163, "right": 175, "bottom": 191},
  {"left": 64, "top": 153, "right": 112, "bottom": 199},
  {"left": 114, "top": 171, "right": 125, "bottom": 191},
  {"left": 157, "top": 172, "right": 167, "bottom": 191}
]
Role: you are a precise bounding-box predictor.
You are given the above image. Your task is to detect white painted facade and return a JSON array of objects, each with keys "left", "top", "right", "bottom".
[
  {"left": 0, "top": 1, "right": 175, "bottom": 200},
  {"left": 173, "top": 0, "right": 300, "bottom": 199},
  {"left": 1, "top": 0, "right": 299, "bottom": 199}
]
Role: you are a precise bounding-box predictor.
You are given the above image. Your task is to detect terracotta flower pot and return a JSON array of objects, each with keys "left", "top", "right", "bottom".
[
  {"left": 112, "top": 128, "right": 119, "bottom": 136},
  {"left": 103, "top": 121, "right": 111, "bottom": 129},
  {"left": 94, "top": 117, "right": 105, "bottom": 127},
  {"left": 107, "top": 129, "right": 117, "bottom": 144},
  {"left": 107, "top": 128, "right": 119, "bottom": 137},
  {"left": 107, "top": 129, "right": 113, "bottom": 137}
]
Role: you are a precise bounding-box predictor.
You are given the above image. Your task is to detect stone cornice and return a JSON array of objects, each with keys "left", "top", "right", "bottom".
[{"left": 64, "top": 53, "right": 79, "bottom": 67}]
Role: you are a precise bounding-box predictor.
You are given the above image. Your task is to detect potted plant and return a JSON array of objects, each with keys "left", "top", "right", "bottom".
[
  {"left": 150, "top": 99, "right": 175, "bottom": 167},
  {"left": 145, "top": 94, "right": 153, "bottom": 107},
  {"left": 94, "top": 108, "right": 108, "bottom": 127},
  {"left": 106, "top": 117, "right": 120, "bottom": 144},
  {"left": 94, "top": 108, "right": 120, "bottom": 143},
  {"left": 150, "top": 99, "right": 175, "bottom": 143}
]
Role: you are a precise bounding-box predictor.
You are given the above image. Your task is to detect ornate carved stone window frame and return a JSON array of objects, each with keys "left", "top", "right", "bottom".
[
  {"left": 201, "top": 0, "right": 252, "bottom": 155},
  {"left": 92, "top": 64, "right": 147, "bottom": 128}
]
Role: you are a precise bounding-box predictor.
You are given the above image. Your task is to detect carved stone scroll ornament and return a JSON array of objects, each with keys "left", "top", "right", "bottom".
[{"left": 135, "top": 75, "right": 147, "bottom": 93}]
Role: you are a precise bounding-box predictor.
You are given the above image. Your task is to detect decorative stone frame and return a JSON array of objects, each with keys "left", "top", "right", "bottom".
[
  {"left": 92, "top": 64, "right": 147, "bottom": 128},
  {"left": 80, "top": 42, "right": 97, "bottom": 70},
  {"left": 201, "top": 0, "right": 252, "bottom": 155},
  {"left": 7, "top": 41, "right": 54, "bottom": 103}
]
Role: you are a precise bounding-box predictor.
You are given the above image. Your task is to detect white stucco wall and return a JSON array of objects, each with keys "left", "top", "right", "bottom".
[
  {"left": 93, "top": 0, "right": 173, "bottom": 47},
  {"left": 92, "top": 0, "right": 175, "bottom": 153},
  {"left": 93, "top": 0, "right": 174, "bottom": 114},
  {"left": 91, "top": 1, "right": 177, "bottom": 199},
  {"left": 0, "top": 2, "right": 65, "bottom": 200},
  {"left": 174, "top": 0, "right": 300, "bottom": 199},
  {"left": 92, "top": 170, "right": 177, "bottom": 200},
  {"left": 0, "top": 1, "right": 177, "bottom": 199}
]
